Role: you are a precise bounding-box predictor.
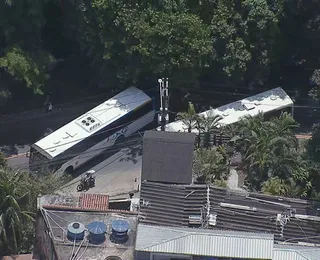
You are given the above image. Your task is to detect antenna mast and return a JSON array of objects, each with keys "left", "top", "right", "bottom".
[{"left": 158, "top": 78, "right": 169, "bottom": 131}]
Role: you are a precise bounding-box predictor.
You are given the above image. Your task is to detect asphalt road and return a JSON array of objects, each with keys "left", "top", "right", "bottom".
[{"left": 57, "top": 147, "right": 142, "bottom": 198}]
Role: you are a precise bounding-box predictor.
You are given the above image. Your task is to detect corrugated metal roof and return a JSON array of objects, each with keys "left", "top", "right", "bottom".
[
  {"left": 136, "top": 224, "right": 274, "bottom": 259},
  {"left": 139, "top": 182, "right": 320, "bottom": 244},
  {"left": 273, "top": 244, "right": 320, "bottom": 260}
]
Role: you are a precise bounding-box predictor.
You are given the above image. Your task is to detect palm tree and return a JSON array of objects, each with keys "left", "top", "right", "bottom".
[
  {"left": 0, "top": 168, "right": 34, "bottom": 255},
  {"left": 230, "top": 113, "right": 301, "bottom": 191},
  {"left": 176, "top": 102, "right": 199, "bottom": 133},
  {"left": 193, "top": 147, "right": 229, "bottom": 184},
  {"left": 196, "top": 110, "right": 223, "bottom": 148}
]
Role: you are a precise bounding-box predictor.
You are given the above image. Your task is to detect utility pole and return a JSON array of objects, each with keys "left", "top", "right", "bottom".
[{"left": 158, "top": 78, "right": 169, "bottom": 131}]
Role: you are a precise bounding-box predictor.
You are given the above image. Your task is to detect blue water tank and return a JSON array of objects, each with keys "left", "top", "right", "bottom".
[
  {"left": 110, "top": 220, "right": 130, "bottom": 244},
  {"left": 87, "top": 221, "right": 107, "bottom": 244},
  {"left": 67, "top": 222, "right": 85, "bottom": 241}
]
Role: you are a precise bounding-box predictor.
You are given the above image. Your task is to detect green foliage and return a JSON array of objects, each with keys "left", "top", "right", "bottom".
[
  {"left": 193, "top": 147, "right": 230, "bottom": 184},
  {"left": 261, "top": 176, "right": 307, "bottom": 198},
  {"left": 211, "top": 0, "right": 281, "bottom": 83},
  {"left": 307, "top": 124, "right": 320, "bottom": 163},
  {"left": 0, "top": 0, "right": 53, "bottom": 98},
  {"left": 197, "top": 111, "right": 223, "bottom": 148},
  {"left": 0, "top": 153, "right": 7, "bottom": 167},
  {"left": 76, "top": 1, "right": 212, "bottom": 85},
  {"left": 176, "top": 102, "right": 199, "bottom": 132},
  {"left": 0, "top": 168, "right": 71, "bottom": 255},
  {"left": 230, "top": 112, "right": 310, "bottom": 192},
  {"left": 0, "top": 46, "right": 54, "bottom": 94}
]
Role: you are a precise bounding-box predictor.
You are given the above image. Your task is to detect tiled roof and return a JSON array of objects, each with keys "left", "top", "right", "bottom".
[
  {"left": 79, "top": 193, "right": 109, "bottom": 211},
  {"left": 2, "top": 254, "right": 33, "bottom": 260},
  {"left": 139, "top": 181, "right": 320, "bottom": 245},
  {"left": 40, "top": 193, "right": 109, "bottom": 212}
]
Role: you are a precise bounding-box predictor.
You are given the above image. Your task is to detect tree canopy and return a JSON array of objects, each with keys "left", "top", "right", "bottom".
[
  {"left": 0, "top": 167, "right": 71, "bottom": 256},
  {"left": 1, "top": 0, "right": 320, "bottom": 110}
]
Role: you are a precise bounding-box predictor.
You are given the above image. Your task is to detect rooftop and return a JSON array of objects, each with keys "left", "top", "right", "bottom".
[
  {"left": 274, "top": 244, "right": 320, "bottom": 260},
  {"left": 161, "top": 87, "right": 293, "bottom": 132},
  {"left": 142, "top": 131, "right": 196, "bottom": 184},
  {"left": 2, "top": 255, "right": 33, "bottom": 260},
  {"left": 139, "top": 181, "right": 320, "bottom": 245},
  {"left": 41, "top": 209, "right": 138, "bottom": 260},
  {"left": 136, "top": 224, "right": 274, "bottom": 259},
  {"left": 39, "top": 193, "right": 110, "bottom": 212},
  {"left": 33, "top": 87, "right": 151, "bottom": 159}
]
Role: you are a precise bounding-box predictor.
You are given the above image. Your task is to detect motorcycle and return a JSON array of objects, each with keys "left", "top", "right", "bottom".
[{"left": 77, "top": 170, "right": 96, "bottom": 192}]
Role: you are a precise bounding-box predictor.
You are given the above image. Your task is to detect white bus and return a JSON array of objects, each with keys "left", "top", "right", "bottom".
[
  {"left": 159, "top": 87, "right": 294, "bottom": 133},
  {"left": 29, "top": 87, "right": 155, "bottom": 174}
]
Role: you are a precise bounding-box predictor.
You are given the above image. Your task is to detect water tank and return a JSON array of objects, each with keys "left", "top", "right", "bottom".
[
  {"left": 105, "top": 257, "right": 122, "bottom": 260},
  {"left": 87, "top": 221, "right": 107, "bottom": 244},
  {"left": 67, "top": 222, "right": 85, "bottom": 241},
  {"left": 110, "top": 220, "right": 130, "bottom": 244}
]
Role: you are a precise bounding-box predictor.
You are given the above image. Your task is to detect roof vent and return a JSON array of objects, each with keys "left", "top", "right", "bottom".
[
  {"left": 208, "top": 214, "right": 217, "bottom": 226},
  {"left": 254, "top": 101, "right": 261, "bottom": 106},
  {"left": 76, "top": 114, "right": 101, "bottom": 133},
  {"left": 242, "top": 102, "right": 255, "bottom": 110},
  {"left": 110, "top": 220, "right": 129, "bottom": 244},
  {"left": 188, "top": 215, "right": 202, "bottom": 225},
  {"left": 67, "top": 222, "right": 85, "bottom": 241},
  {"left": 270, "top": 95, "right": 277, "bottom": 101},
  {"left": 106, "top": 99, "right": 118, "bottom": 106},
  {"left": 222, "top": 111, "right": 229, "bottom": 117},
  {"left": 87, "top": 221, "right": 107, "bottom": 244},
  {"left": 105, "top": 257, "right": 122, "bottom": 260}
]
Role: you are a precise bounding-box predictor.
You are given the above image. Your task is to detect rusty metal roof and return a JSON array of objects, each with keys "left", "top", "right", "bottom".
[{"left": 2, "top": 254, "right": 33, "bottom": 260}]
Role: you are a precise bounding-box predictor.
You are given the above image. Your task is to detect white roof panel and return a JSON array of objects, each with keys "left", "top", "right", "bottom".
[
  {"left": 274, "top": 244, "right": 320, "bottom": 260},
  {"left": 160, "top": 87, "right": 293, "bottom": 133},
  {"left": 136, "top": 224, "right": 274, "bottom": 259},
  {"left": 33, "top": 87, "right": 151, "bottom": 158}
]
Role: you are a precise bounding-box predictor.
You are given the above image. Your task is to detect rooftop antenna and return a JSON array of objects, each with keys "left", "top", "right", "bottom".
[
  {"left": 276, "top": 209, "right": 295, "bottom": 238},
  {"left": 201, "top": 185, "right": 211, "bottom": 229},
  {"left": 158, "top": 78, "right": 169, "bottom": 131}
]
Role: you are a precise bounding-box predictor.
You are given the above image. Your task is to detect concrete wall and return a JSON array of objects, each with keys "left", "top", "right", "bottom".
[{"left": 33, "top": 212, "right": 58, "bottom": 260}]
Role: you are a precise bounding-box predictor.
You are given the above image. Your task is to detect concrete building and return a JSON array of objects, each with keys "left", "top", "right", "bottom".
[{"left": 32, "top": 193, "right": 139, "bottom": 260}]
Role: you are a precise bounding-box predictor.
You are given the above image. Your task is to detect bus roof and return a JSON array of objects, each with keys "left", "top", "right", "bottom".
[
  {"left": 33, "top": 87, "right": 151, "bottom": 159},
  {"left": 161, "top": 87, "right": 294, "bottom": 133}
]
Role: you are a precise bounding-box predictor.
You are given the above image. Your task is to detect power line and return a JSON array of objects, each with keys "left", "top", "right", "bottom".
[
  {"left": 12, "top": 131, "right": 145, "bottom": 169},
  {"left": 7, "top": 100, "right": 156, "bottom": 157},
  {"left": 175, "top": 79, "right": 304, "bottom": 95},
  {"left": 4, "top": 97, "right": 313, "bottom": 162},
  {"left": 0, "top": 87, "right": 156, "bottom": 122},
  {"left": 1, "top": 86, "right": 319, "bottom": 128}
]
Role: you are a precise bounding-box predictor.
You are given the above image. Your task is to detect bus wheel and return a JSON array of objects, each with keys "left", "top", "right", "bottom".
[
  {"left": 115, "top": 135, "right": 125, "bottom": 150},
  {"left": 64, "top": 166, "right": 74, "bottom": 175}
]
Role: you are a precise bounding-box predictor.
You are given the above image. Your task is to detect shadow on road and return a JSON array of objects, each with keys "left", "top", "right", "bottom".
[
  {"left": 119, "top": 145, "right": 142, "bottom": 164},
  {"left": 1, "top": 145, "right": 18, "bottom": 157},
  {"left": 71, "top": 133, "right": 143, "bottom": 179}
]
